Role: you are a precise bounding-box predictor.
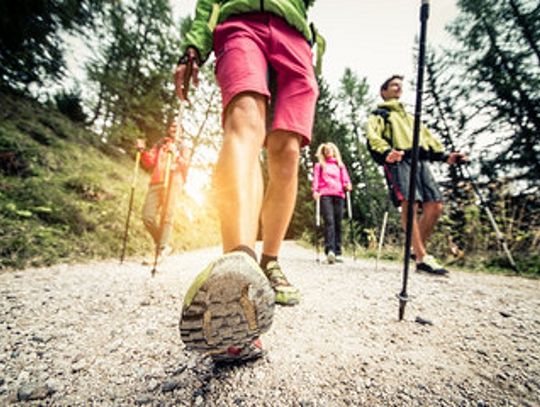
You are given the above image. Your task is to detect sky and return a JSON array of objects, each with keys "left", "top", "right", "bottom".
[{"left": 172, "top": 0, "right": 460, "bottom": 105}]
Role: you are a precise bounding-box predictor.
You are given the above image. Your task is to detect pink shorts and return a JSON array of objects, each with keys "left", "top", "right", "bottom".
[{"left": 213, "top": 13, "right": 319, "bottom": 146}]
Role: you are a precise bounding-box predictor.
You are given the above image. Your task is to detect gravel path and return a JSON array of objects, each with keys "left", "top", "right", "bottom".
[{"left": 1, "top": 241, "right": 539, "bottom": 406}]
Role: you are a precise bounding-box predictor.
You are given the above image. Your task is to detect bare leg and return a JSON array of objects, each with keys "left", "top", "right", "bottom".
[
  {"left": 214, "top": 93, "right": 266, "bottom": 253},
  {"left": 261, "top": 131, "right": 301, "bottom": 256},
  {"left": 400, "top": 200, "right": 427, "bottom": 262},
  {"left": 418, "top": 201, "right": 443, "bottom": 245}
]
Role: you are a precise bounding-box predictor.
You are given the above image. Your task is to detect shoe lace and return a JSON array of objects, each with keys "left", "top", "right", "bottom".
[{"left": 264, "top": 261, "right": 291, "bottom": 288}]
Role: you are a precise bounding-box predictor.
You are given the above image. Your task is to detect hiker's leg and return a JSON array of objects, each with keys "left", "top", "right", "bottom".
[
  {"left": 320, "top": 195, "right": 336, "bottom": 255},
  {"left": 260, "top": 131, "right": 301, "bottom": 256},
  {"left": 400, "top": 200, "right": 426, "bottom": 261},
  {"left": 334, "top": 197, "right": 344, "bottom": 255},
  {"left": 142, "top": 184, "right": 162, "bottom": 245},
  {"left": 215, "top": 92, "right": 266, "bottom": 253},
  {"left": 159, "top": 178, "right": 182, "bottom": 248},
  {"left": 418, "top": 201, "right": 444, "bottom": 245}
]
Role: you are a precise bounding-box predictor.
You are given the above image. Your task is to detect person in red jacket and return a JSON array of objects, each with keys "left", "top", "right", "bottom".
[
  {"left": 312, "top": 142, "right": 352, "bottom": 264},
  {"left": 136, "top": 122, "right": 191, "bottom": 262}
]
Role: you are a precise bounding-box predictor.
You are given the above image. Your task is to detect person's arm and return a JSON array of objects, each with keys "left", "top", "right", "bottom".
[
  {"left": 365, "top": 114, "right": 394, "bottom": 165},
  {"left": 180, "top": 0, "right": 217, "bottom": 64},
  {"left": 422, "top": 125, "right": 467, "bottom": 164},
  {"left": 174, "top": 0, "right": 218, "bottom": 100},
  {"left": 341, "top": 165, "right": 352, "bottom": 191},
  {"left": 137, "top": 140, "right": 158, "bottom": 170}
]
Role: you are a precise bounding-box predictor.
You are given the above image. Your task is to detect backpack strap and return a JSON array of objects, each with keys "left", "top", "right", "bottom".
[{"left": 367, "top": 108, "right": 393, "bottom": 165}]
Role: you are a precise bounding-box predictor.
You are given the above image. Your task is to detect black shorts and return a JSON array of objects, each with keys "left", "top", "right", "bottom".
[{"left": 383, "top": 159, "right": 443, "bottom": 207}]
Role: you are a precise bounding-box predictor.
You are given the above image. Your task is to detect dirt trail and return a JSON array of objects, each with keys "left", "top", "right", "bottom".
[{"left": 1, "top": 242, "right": 539, "bottom": 406}]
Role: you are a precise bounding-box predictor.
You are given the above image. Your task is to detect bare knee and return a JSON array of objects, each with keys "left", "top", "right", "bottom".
[
  {"left": 224, "top": 93, "right": 266, "bottom": 139},
  {"left": 425, "top": 201, "right": 444, "bottom": 218},
  {"left": 266, "top": 133, "right": 301, "bottom": 180}
]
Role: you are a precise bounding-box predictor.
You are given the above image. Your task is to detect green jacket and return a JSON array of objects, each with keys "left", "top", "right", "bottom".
[
  {"left": 365, "top": 99, "right": 447, "bottom": 165},
  {"left": 182, "top": 0, "right": 324, "bottom": 71}
]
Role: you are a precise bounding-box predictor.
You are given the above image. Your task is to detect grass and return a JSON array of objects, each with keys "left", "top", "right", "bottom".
[{"left": 0, "top": 89, "right": 220, "bottom": 270}]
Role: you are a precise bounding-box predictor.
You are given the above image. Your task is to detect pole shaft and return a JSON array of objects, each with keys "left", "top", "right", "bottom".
[
  {"left": 400, "top": 0, "right": 430, "bottom": 317},
  {"left": 120, "top": 150, "right": 141, "bottom": 263}
]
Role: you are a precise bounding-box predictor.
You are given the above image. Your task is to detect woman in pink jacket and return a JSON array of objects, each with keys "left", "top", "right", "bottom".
[{"left": 312, "top": 142, "right": 352, "bottom": 264}]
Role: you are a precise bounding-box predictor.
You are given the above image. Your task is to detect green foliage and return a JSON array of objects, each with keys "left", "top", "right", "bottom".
[
  {"left": 55, "top": 89, "right": 87, "bottom": 123},
  {"left": 448, "top": 0, "right": 540, "bottom": 188},
  {"left": 0, "top": 1, "right": 103, "bottom": 89},
  {"left": 0, "top": 90, "right": 219, "bottom": 270},
  {"left": 85, "top": 0, "right": 180, "bottom": 148}
]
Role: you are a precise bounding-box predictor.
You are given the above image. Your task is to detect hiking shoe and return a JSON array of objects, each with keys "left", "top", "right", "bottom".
[
  {"left": 263, "top": 261, "right": 301, "bottom": 306},
  {"left": 179, "top": 252, "right": 275, "bottom": 357},
  {"left": 210, "top": 338, "right": 266, "bottom": 364},
  {"left": 160, "top": 245, "right": 173, "bottom": 257},
  {"left": 416, "top": 255, "right": 449, "bottom": 275},
  {"left": 335, "top": 255, "right": 344, "bottom": 263},
  {"left": 327, "top": 251, "right": 336, "bottom": 264}
]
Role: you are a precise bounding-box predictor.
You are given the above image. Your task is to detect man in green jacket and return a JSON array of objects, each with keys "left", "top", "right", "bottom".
[
  {"left": 366, "top": 75, "right": 466, "bottom": 275},
  {"left": 174, "top": 0, "right": 321, "bottom": 362}
]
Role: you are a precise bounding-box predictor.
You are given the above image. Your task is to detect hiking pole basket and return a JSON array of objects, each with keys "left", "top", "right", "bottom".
[
  {"left": 399, "top": 0, "right": 430, "bottom": 321},
  {"left": 120, "top": 149, "right": 141, "bottom": 264}
]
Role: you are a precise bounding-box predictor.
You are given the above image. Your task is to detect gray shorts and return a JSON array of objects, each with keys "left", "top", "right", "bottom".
[{"left": 383, "top": 159, "right": 442, "bottom": 207}]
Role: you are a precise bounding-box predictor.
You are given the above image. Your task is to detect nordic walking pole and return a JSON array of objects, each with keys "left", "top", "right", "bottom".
[
  {"left": 151, "top": 59, "right": 193, "bottom": 276},
  {"left": 375, "top": 211, "right": 389, "bottom": 272},
  {"left": 444, "top": 137, "right": 518, "bottom": 271},
  {"left": 120, "top": 150, "right": 142, "bottom": 263},
  {"left": 315, "top": 197, "right": 321, "bottom": 263},
  {"left": 346, "top": 191, "right": 355, "bottom": 260},
  {"left": 462, "top": 164, "right": 518, "bottom": 271},
  {"left": 399, "top": 0, "right": 430, "bottom": 321}
]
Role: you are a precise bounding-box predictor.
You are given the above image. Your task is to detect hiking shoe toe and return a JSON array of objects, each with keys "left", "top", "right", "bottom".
[
  {"left": 179, "top": 252, "right": 275, "bottom": 355},
  {"left": 327, "top": 251, "right": 336, "bottom": 264},
  {"left": 263, "top": 261, "right": 301, "bottom": 306},
  {"left": 416, "top": 255, "right": 449, "bottom": 276}
]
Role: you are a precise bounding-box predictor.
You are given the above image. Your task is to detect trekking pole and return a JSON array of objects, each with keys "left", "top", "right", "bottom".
[
  {"left": 444, "top": 138, "right": 518, "bottom": 271},
  {"left": 315, "top": 197, "right": 321, "bottom": 263},
  {"left": 120, "top": 149, "right": 142, "bottom": 264},
  {"left": 462, "top": 164, "right": 518, "bottom": 271},
  {"left": 375, "top": 210, "right": 389, "bottom": 272},
  {"left": 346, "top": 191, "right": 355, "bottom": 261},
  {"left": 399, "top": 0, "right": 430, "bottom": 321},
  {"left": 151, "top": 60, "right": 193, "bottom": 276}
]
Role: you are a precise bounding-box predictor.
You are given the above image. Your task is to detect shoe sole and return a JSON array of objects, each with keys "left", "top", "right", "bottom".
[{"left": 179, "top": 253, "right": 275, "bottom": 353}]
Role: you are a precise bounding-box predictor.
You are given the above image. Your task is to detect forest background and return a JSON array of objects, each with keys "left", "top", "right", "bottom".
[{"left": 0, "top": 0, "right": 538, "bottom": 274}]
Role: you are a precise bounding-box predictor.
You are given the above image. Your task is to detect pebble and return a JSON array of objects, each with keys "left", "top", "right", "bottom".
[{"left": 0, "top": 244, "right": 538, "bottom": 406}]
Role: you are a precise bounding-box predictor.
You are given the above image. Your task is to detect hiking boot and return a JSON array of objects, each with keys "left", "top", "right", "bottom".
[
  {"left": 210, "top": 338, "right": 266, "bottom": 364},
  {"left": 327, "top": 251, "right": 336, "bottom": 264},
  {"left": 335, "top": 255, "right": 344, "bottom": 263},
  {"left": 141, "top": 245, "right": 172, "bottom": 266},
  {"left": 263, "top": 261, "right": 301, "bottom": 306},
  {"left": 160, "top": 245, "right": 173, "bottom": 258},
  {"left": 416, "top": 255, "right": 449, "bottom": 276},
  {"left": 179, "top": 252, "right": 275, "bottom": 357}
]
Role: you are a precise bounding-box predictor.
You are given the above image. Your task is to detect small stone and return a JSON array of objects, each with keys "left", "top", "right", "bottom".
[
  {"left": 162, "top": 380, "right": 180, "bottom": 393},
  {"left": 135, "top": 394, "right": 154, "bottom": 405}
]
